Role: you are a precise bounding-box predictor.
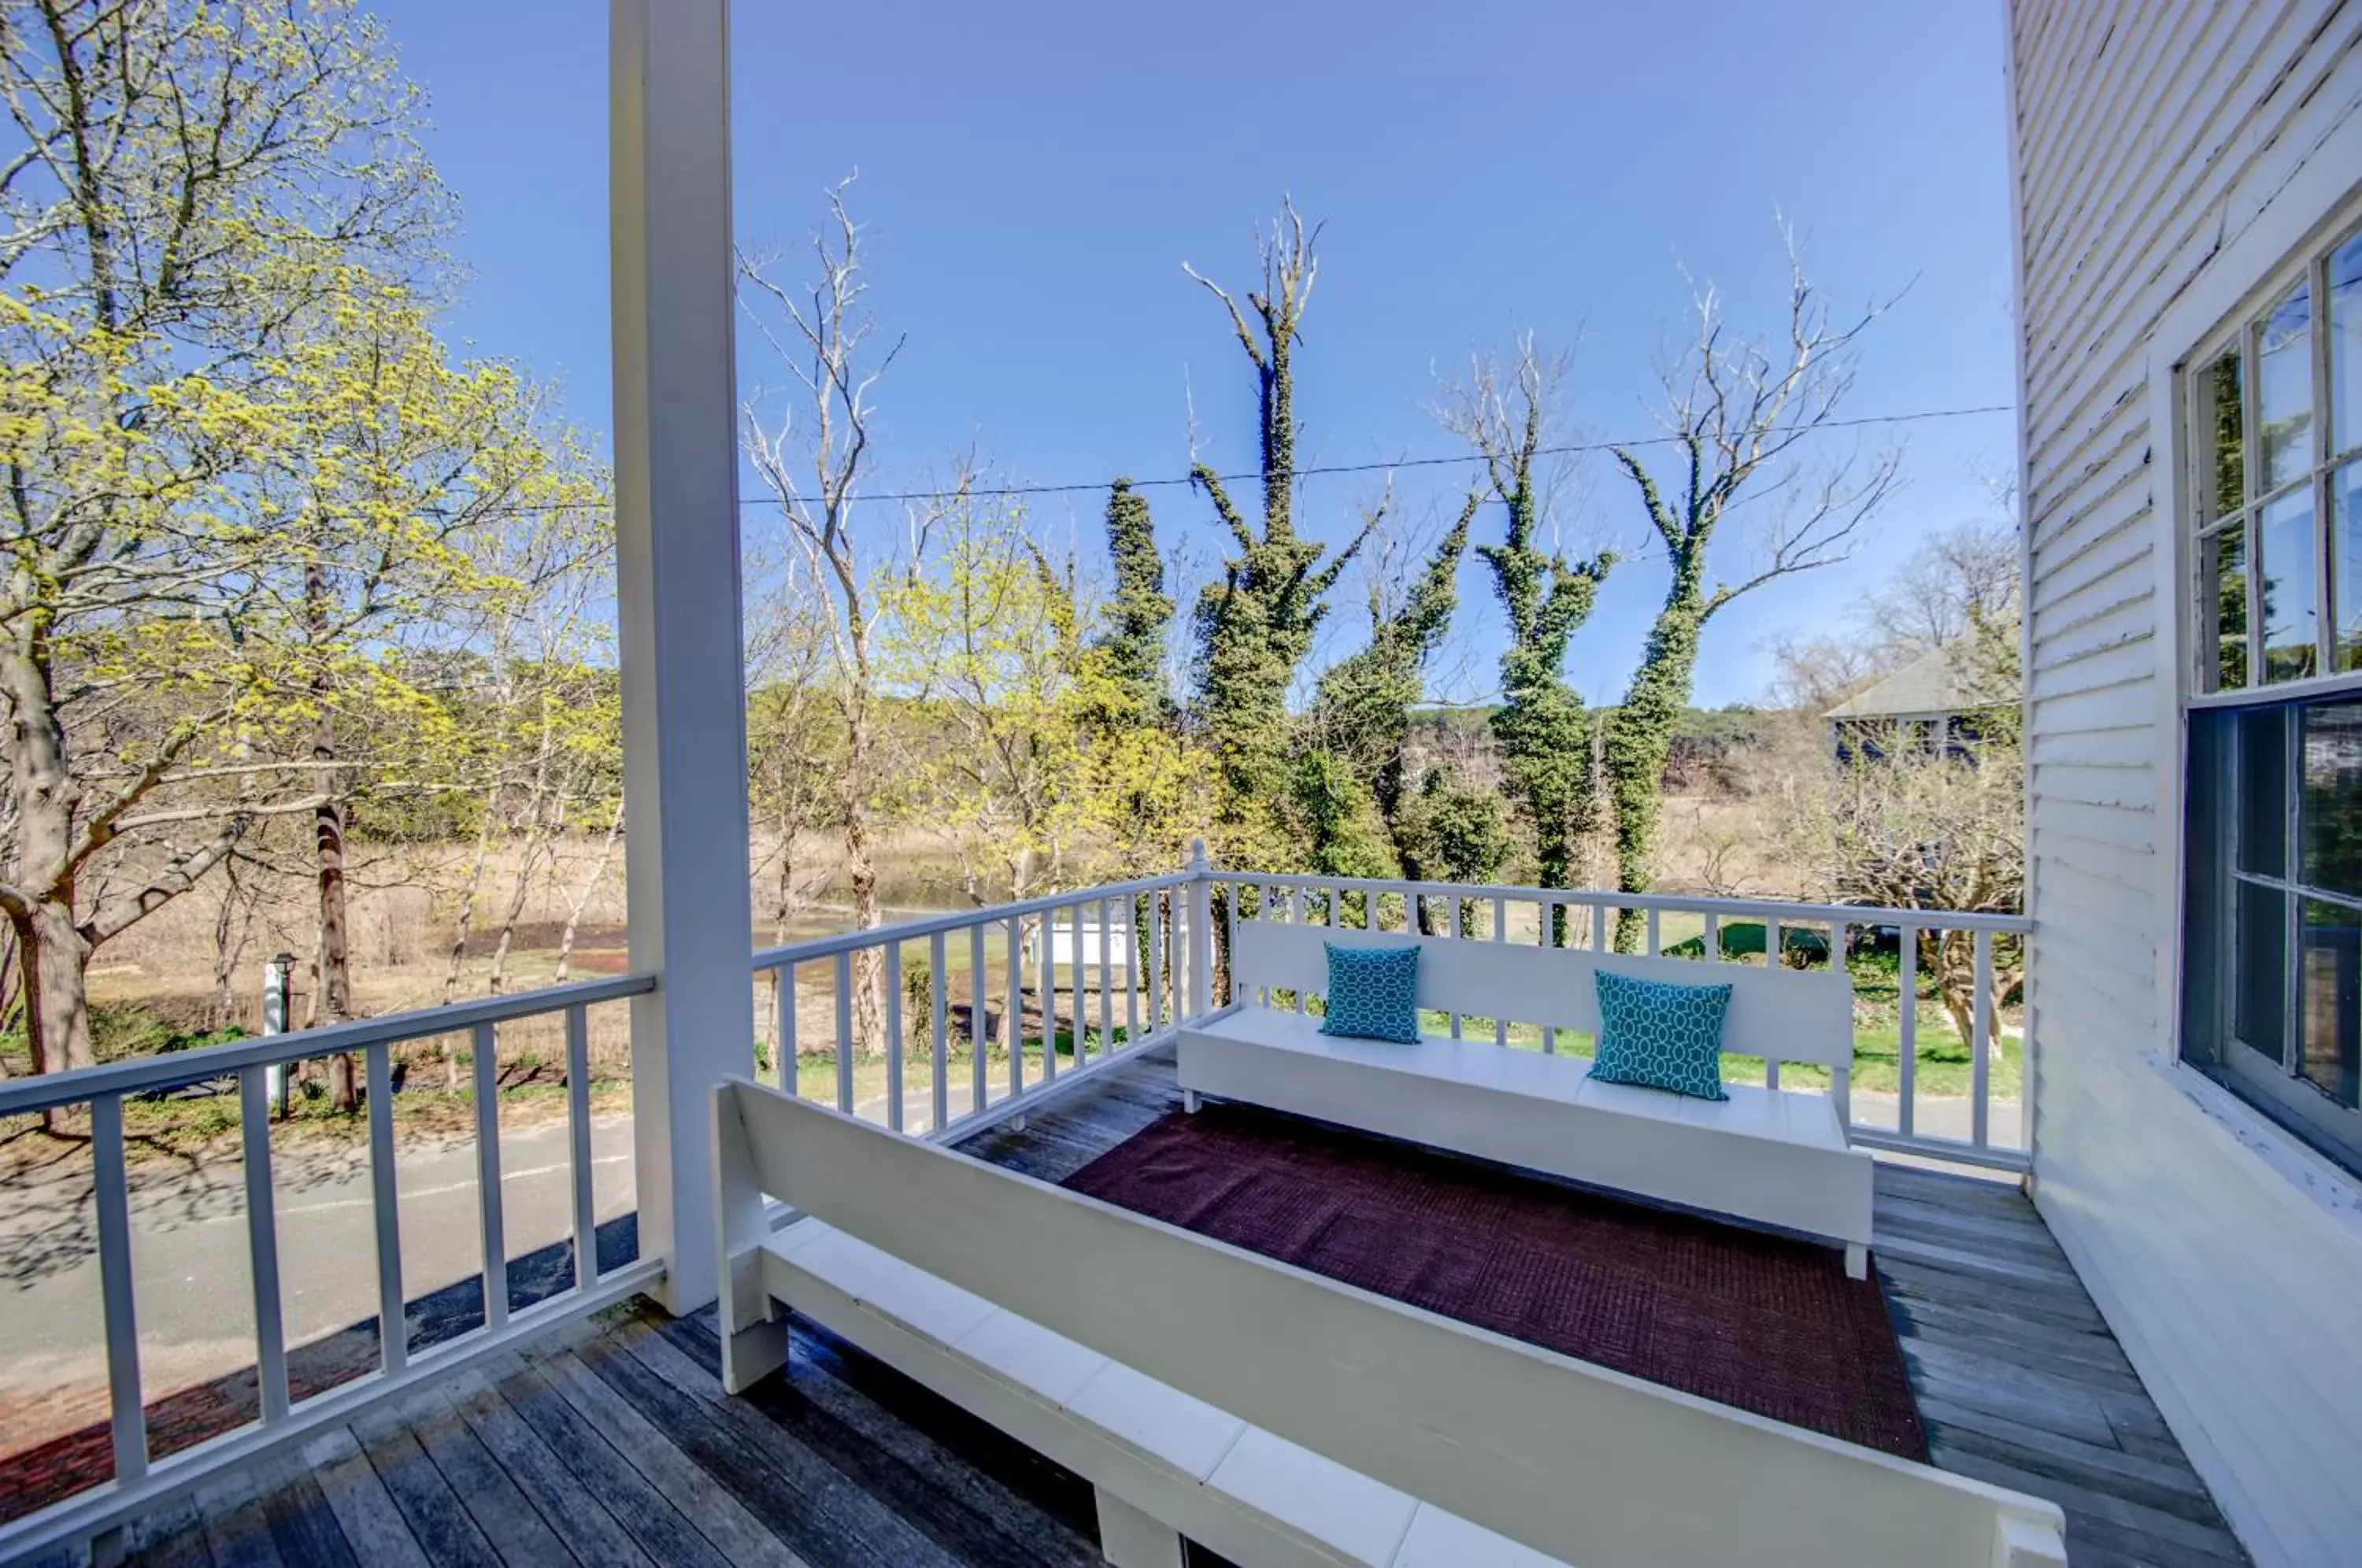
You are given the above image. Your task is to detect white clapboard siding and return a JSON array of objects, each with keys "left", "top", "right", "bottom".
[{"left": 2008, "top": 3, "right": 2362, "bottom": 1565}]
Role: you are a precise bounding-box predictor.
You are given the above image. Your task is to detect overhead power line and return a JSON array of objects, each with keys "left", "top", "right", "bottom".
[
  {"left": 788, "top": 401, "right": 2016, "bottom": 506},
  {"left": 448, "top": 401, "right": 2013, "bottom": 517}
]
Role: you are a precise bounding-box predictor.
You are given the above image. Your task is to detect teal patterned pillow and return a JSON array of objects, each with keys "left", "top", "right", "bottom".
[
  {"left": 1590, "top": 970, "right": 1732, "bottom": 1100},
  {"left": 1318, "top": 943, "right": 1422, "bottom": 1043}
]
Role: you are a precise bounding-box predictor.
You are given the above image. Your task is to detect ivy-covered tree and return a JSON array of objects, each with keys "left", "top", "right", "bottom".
[
  {"left": 1094, "top": 479, "right": 1172, "bottom": 723},
  {"left": 1305, "top": 493, "right": 1477, "bottom": 827},
  {"left": 1604, "top": 230, "right": 1900, "bottom": 949},
  {"left": 1444, "top": 343, "right": 1613, "bottom": 944},
  {"left": 1183, "top": 198, "right": 1377, "bottom": 865}
]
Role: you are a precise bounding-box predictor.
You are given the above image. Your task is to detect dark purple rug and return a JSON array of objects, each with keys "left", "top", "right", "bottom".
[{"left": 1061, "top": 1104, "right": 1927, "bottom": 1460}]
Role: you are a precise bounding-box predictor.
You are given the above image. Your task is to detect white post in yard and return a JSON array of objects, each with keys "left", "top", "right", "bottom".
[
  {"left": 262, "top": 952, "right": 292, "bottom": 1115},
  {"left": 610, "top": 0, "right": 755, "bottom": 1318}
]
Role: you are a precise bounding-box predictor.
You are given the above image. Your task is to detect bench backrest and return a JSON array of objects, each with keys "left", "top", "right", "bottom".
[
  {"left": 1230, "top": 919, "right": 1857, "bottom": 1073},
  {"left": 713, "top": 1079, "right": 2066, "bottom": 1568}
]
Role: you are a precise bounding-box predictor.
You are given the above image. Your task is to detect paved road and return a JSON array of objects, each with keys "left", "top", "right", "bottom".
[{"left": 0, "top": 1114, "right": 636, "bottom": 1455}]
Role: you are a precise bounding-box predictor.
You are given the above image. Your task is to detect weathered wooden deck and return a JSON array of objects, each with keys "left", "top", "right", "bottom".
[{"left": 103, "top": 1049, "right": 2244, "bottom": 1568}]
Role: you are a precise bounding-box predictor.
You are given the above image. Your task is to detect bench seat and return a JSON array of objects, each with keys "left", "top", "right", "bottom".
[
  {"left": 762, "top": 1214, "right": 1560, "bottom": 1568},
  {"left": 1179, "top": 1003, "right": 1875, "bottom": 1272}
]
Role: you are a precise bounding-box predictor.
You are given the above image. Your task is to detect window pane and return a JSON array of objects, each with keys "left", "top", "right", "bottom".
[
  {"left": 2202, "top": 523, "right": 2249, "bottom": 690},
  {"left": 2260, "top": 278, "right": 2314, "bottom": 490},
  {"left": 2236, "top": 880, "right": 2288, "bottom": 1067},
  {"left": 2336, "top": 458, "right": 2362, "bottom": 671},
  {"left": 2259, "top": 488, "right": 2319, "bottom": 682},
  {"left": 2301, "top": 699, "right": 2362, "bottom": 896},
  {"left": 2299, "top": 899, "right": 2359, "bottom": 1108},
  {"left": 2238, "top": 704, "right": 2288, "bottom": 875},
  {"left": 2333, "top": 230, "right": 2362, "bottom": 457},
  {"left": 2197, "top": 351, "right": 2246, "bottom": 523}
]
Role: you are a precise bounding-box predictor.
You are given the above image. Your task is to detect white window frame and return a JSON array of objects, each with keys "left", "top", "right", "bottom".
[
  {"left": 2145, "top": 150, "right": 2362, "bottom": 1211},
  {"left": 2184, "top": 213, "right": 2362, "bottom": 704}
]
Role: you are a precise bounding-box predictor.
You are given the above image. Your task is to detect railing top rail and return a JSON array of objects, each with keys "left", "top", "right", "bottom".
[
  {"left": 1208, "top": 870, "right": 2031, "bottom": 934},
  {"left": 0, "top": 972, "right": 656, "bottom": 1121},
  {"left": 750, "top": 871, "right": 1195, "bottom": 970}
]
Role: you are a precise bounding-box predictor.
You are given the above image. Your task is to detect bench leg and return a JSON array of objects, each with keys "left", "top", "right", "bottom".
[
  {"left": 1845, "top": 1242, "right": 1868, "bottom": 1281},
  {"left": 1095, "top": 1488, "right": 1186, "bottom": 1568},
  {"left": 1183, "top": 1089, "right": 1201, "bottom": 1114}
]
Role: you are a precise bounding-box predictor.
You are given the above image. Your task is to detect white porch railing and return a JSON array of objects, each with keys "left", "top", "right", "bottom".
[
  {"left": 0, "top": 974, "right": 661, "bottom": 1559},
  {"left": 0, "top": 852, "right": 2025, "bottom": 1557},
  {"left": 747, "top": 867, "right": 1211, "bottom": 1143}
]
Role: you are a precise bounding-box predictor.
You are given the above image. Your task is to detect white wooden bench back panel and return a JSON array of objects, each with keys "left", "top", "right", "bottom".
[
  {"left": 1230, "top": 922, "right": 1856, "bottom": 1071},
  {"left": 716, "top": 1080, "right": 2064, "bottom": 1568}
]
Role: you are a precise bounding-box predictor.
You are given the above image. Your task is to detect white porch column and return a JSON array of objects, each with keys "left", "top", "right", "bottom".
[{"left": 609, "top": 0, "right": 753, "bottom": 1316}]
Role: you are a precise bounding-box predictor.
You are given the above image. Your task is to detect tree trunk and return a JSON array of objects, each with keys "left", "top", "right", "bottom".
[
  {"left": 1606, "top": 568, "right": 1709, "bottom": 952},
  {"left": 1, "top": 630, "right": 97, "bottom": 1094},
  {"left": 555, "top": 796, "right": 624, "bottom": 984},
  {"left": 307, "top": 557, "right": 358, "bottom": 1111},
  {"left": 841, "top": 639, "right": 887, "bottom": 1056}
]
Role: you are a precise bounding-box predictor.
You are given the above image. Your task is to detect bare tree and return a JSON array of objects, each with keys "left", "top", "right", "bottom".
[
  {"left": 1603, "top": 222, "right": 1904, "bottom": 948},
  {"left": 1860, "top": 519, "right": 2020, "bottom": 656},
  {"left": 740, "top": 176, "right": 907, "bottom": 1054}
]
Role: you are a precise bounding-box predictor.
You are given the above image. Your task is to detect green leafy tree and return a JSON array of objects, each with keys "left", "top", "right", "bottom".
[
  {"left": 1444, "top": 343, "right": 1612, "bottom": 943},
  {"left": 1604, "top": 232, "right": 1900, "bottom": 949},
  {"left": 1183, "top": 198, "right": 1376, "bottom": 865},
  {"left": 0, "top": 0, "right": 460, "bottom": 1079}
]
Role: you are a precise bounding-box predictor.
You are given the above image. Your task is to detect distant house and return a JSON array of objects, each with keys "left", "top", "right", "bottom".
[{"left": 1822, "top": 642, "right": 2016, "bottom": 761}]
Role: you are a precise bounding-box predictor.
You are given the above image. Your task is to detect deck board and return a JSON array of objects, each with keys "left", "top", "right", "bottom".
[{"left": 115, "top": 1048, "right": 2244, "bottom": 1568}]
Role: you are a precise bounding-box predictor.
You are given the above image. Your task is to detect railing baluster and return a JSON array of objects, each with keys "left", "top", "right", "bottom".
[
  {"left": 931, "top": 930, "right": 950, "bottom": 1134},
  {"left": 1542, "top": 898, "right": 1560, "bottom": 1055},
  {"left": 1292, "top": 886, "right": 1308, "bottom": 1015},
  {"left": 1493, "top": 895, "right": 1509, "bottom": 1047},
  {"left": 1224, "top": 878, "right": 1239, "bottom": 1004},
  {"left": 1704, "top": 911, "right": 1720, "bottom": 963},
  {"left": 1834, "top": 923, "right": 1855, "bottom": 1133},
  {"left": 776, "top": 963, "right": 798, "bottom": 1096},
  {"left": 565, "top": 1007, "right": 597, "bottom": 1293},
  {"left": 1147, "top": 890, "right": 1165, "bottom": 1034},
  {"left": 835, "top": 952, "right": 856, "bottom": 1114},
  {"left": 239, "top": 1063, "right": 291, "bottom": 1421},
  {"left": 1100, "top": 897, "right": 1116, "bottom": 1055},
  {"left": 1046, "top": 908, "right": 1064, "bottom": 1082},
  {"left": 1971, "top": 928, "right": 1994, "bottom": 1148},
  {"left": 1765, "top": 918, "right": 1784, "bottom": 1091},
  {"left": 885, "top": 941, "right": 905, "bottom": 1130},
  {"left": 1008, "top": 914, "right": 1025, "bottom": 1101},
  {"left": 1447, "top": 897, "right": 1464, "bottom": 1039},
  {"left": 91, "top": 1092, "right": 146, "bottom": 1483},
  {"left": 1898, "top": 923, "right": 1919, "bottom": 1138},
  {"left": 970, "top": 923, "right": 989, "bottom": 1116},
  {"left": 365, "top": 1041, "right": 406, "bottom": 1373},
  {"left": 471, "top": 1022, "right": 508, "bottom": 1336},
  {"left": 1646, "top": 908, "right": 1661, "bottom": 956},
  {"left": 1124, "top": 896, "right": 1141, "bottom": 1047}
]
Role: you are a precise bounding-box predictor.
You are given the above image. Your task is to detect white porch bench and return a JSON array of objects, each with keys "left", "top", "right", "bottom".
[
  {"left": 712, "top": 1078, "right": 2068, "bottom": 1568},
  {"left": 1179, "top": 921, "right": 1877, "bottom": 1275}
]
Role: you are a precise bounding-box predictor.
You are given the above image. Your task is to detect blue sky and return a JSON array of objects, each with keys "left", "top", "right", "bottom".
[{"left": 383, "top": 0, "right": 2016, "bottom": 708}]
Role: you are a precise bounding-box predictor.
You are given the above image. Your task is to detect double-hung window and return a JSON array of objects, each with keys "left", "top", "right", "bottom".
[{"left": 2182, "top": 218, "right": 2362, "bottom": 1174}]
